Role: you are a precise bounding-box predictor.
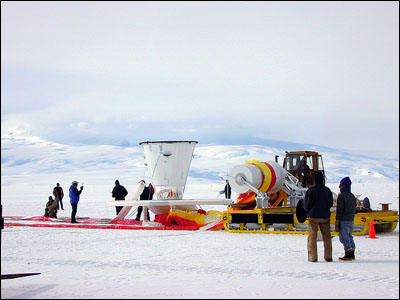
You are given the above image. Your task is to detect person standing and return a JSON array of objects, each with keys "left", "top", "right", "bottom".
[
  {"left": 112, "top": 180, "right": 128, "bottom": 215},
  {"left": 302, "top": 171, "right": 333, "bottom": 262},
  {"left": 335, "top": 176, "right": 357, "bottom": 261},
  {"left": 135, "top": 180, "right": 154, "bottom": 221},
  {"left": 69, "top": 180, "right": 83, "bottom": 223},
  {"left": 148, "top": 183, "right": 155, "bottom": 197},
  {"left": 53, "top": 183, "right": 64, "bottom": 210},
  {"left": 224, "top": 179, "right": 232, "bottom": 199}
]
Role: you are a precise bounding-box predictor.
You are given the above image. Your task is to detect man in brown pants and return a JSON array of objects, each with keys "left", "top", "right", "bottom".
[{"left": 302, "top": 171, "right": 334, "bottom": 262}]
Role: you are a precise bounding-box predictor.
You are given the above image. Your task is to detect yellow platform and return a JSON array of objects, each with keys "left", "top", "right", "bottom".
[{"left": 222, "top": 207, "right": 399, "bottom": 235}]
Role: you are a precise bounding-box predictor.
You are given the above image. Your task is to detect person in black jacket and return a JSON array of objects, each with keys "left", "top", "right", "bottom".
[
  {"left": 112, "top": 180, "right": 128, "bottom": 215},
  {"left": 224, "top": 180, "right": 232, "bottom": 199},
  {"left": 335, "top": 176, "right": 357, "bottom": 261},
  {"left": 53, "top": 183, "right": 64, "bottom": 210},
  {"left": 135, "top": 181, "right": 154, "bottom": 221},
  {"left": 303, "top": 171, "right": 333, "bottom": 262}
]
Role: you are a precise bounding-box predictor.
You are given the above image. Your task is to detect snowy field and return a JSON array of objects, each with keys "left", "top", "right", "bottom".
[
  {"left": 1, "top": 220, "right": 398, "bottom": 299},
  {"left": 1, "top": 134, "right": 399, "bottom": 299}
]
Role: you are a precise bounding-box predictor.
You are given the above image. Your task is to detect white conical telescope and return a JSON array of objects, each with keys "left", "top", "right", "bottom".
[{"left": 139, "top": 141, "right": 198, "bottom": 214}]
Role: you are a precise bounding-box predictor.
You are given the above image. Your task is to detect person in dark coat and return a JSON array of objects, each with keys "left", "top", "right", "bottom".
[
  {"left": 53, "top": 183, "right": 64, "bottom": 210},
  {"left": 335, "top": 176, "right": 357, "bottom": 261},
  {"left": 224, "top": 180, "right": 232, "bottom": 199},
  {"left": 303, "top": 171, "right": 333, "bottom": 262},
  {"left": 296, "top": 159, "right": 312, "bottom": 187},
  {"left": 112, "top": 180, "right": 128, "bottom": 215},
  {"left": 69, "top": 180, "right": 83, "bottom": 223},
  {"left": 135, "top": 181, "right": 154, "bottom": 221}
]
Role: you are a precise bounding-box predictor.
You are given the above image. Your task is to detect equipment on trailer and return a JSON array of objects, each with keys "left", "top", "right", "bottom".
[
  {"left": 105, "top": 141, "right": 232, "bottom": 228},
  {"left": 4, "top": 146, "right": 397, "bottom": 236},
  {"left": 222, "top": 151, "right": 399, "bottom": 235}
]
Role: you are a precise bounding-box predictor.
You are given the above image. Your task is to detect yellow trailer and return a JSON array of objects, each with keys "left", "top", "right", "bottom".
[{"left": 222, "top": 204, "right": 398, "bottom": 236}]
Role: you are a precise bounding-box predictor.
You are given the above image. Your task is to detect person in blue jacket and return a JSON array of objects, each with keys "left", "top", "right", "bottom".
[{"left": 69, "top": 180, "right": 83, "bottom": 223}]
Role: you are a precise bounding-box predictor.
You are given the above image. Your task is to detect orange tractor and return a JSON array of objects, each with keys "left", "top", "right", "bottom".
[
  {"left": 266, "top": 151, "right": 325, "bottom": 207},
  {"left": 282, "top": 151, "right": 325, "bottom": 188}
]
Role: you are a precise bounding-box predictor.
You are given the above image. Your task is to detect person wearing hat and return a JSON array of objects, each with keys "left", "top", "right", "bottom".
[
  {"left": 335, "top": 176, "right": 357, "bottom": 261},
  {"left": 112, "top": 180, "right": 128, "bottom": 216},
  {"left": 135, "top": 180, "right": 154, "bottom": 221},
  {"left": 302, "top": 171, "right": 333, "bottom": 262},
  {"left": 44, "top": 196, "right": 58, "bottom": 218},
  {"left": 69, "top": 180, "right": 83, "bottom": 223}
]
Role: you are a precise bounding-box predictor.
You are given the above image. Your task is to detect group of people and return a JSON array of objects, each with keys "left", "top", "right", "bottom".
[
  {"left": 111, "top": 179, "right": 154, "bottom": 221},
  {"left": 45, "top": 181, "right": 83, "bottom": 222},
  {"left": 223, "top": 172, "right": 357, "bottom": 262},
  {"left": 45, "top": 174, "right": 357, "bottom": 261},
  {"left": 45, "top": 179, "right": 154, "bottom": 223},
  {"left": 44, "top": 183, "right": 65, "bottom": 218},
  {"left": 302, "top": 172, "right": 357, "bottom": 262}
]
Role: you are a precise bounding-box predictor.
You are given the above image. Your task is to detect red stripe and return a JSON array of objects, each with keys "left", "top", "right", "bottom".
[
  {"left": 237, "top": 192, "right": 255, "bottom": 203},
  {"left": 264, "top": 162, "right": 276, "bottom": 192},
  {"left": 4, "top": 222, "right": 201, "bottom": 231},
  {"left": 236, "top": 161, "right": 265, "bottom": 204}
]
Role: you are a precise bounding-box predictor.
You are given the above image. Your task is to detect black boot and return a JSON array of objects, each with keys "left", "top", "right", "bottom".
[
  {"left": 350, "top": 250, "right": 355, "bottom": 260},
  {"left": 339, "top": 250, "right": 354, "bottom": 261}
]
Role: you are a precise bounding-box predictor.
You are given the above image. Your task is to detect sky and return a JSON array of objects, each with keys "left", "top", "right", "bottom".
[{"left": 1, "top": 1, "right": 399, "bottom": 153}]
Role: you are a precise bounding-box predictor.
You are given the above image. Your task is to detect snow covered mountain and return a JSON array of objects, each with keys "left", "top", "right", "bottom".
[{"left": 1, "top": 131, "right": 398, "bottom": 187}]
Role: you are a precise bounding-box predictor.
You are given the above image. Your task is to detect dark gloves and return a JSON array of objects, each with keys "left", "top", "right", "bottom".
[{"left": 335, "top": 220, "right": 340, "bottom": 232}]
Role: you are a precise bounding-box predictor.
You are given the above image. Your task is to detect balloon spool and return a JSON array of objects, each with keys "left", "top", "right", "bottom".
[{"left": 228, "top": 160, "right": 286, "bottom": 204}]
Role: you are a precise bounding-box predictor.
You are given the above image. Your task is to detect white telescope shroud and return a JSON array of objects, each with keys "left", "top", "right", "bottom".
[{"left": 140, "top": 141, "right": 198, "bottom": 215}]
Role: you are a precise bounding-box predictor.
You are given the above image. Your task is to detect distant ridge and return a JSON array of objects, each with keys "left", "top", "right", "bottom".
[{"left": 1, "top": 131, "right": 399, "bottom": 184}]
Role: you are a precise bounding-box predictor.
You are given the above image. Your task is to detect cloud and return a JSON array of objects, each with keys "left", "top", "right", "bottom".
[{"left": 1, "top": 2, "right": 398, "bottom": 153}]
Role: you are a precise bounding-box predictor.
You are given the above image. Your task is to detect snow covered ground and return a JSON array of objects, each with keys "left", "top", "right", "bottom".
[
  {"left": 1, "top": 133, "right": 399, "bottom": 299},
  {"left": 1, "top": 223, "right": 398, "bottom": 299}
]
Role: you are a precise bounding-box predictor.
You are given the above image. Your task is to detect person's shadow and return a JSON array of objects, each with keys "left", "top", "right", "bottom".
[{"left": 8, "top": 283, "right": 58, "bottom": 299}]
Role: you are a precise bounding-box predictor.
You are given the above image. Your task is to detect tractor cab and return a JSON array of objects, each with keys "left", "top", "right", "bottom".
[{"left": 283, "top": 151, "right": 325, "bottom": 187}]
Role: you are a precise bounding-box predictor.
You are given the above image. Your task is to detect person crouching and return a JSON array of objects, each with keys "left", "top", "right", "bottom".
[{"left": 44, "top": 196, "right": 58, "bottom": 218}]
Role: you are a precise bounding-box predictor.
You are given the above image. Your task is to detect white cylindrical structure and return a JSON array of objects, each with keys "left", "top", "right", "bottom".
[
  {"left": 267, "top": 161, "right": 286, "bottom": 193},
  {"left": 228, "top": 164, "right": 263, "bottom": 194},
  {"left": 228, "top": 160, "right": 287, "bottom": 204},
  {"left": 140, "top": 141, "right": 198, "bottom": 215}
]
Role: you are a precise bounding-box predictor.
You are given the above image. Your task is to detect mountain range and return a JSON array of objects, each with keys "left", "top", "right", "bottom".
[{"left": 1, "top": 131, "right": 398, "bottom": 187}]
